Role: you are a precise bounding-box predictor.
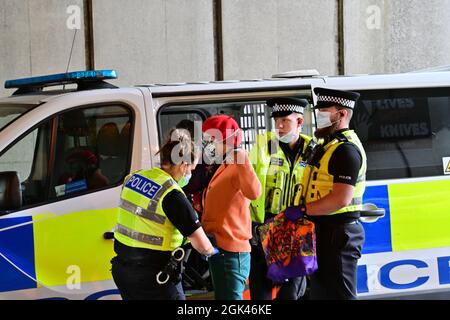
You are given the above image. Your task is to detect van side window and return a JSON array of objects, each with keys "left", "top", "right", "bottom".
[
  {"left": 159, "top": 100, "right": 279, "bottom": 151},
  {"left": 50, "top": 106, "right": 132, "bottom": 198},
  {"left": 0, "top": 105, "right": 132, "bottom": 214},
  {"left": 350, "top": 88, "right": 450, "bottom": 180}
]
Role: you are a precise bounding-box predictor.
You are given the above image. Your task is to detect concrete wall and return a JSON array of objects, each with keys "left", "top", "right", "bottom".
[
  {"left": 221, "top": 0, "right": 338, "bottom": 79},
  {"left": 92, "top": 0, "right": 215, "bottom": 87},
  {"left": 2, "top": 0, "right": 450, "bottom": 97},
  {"left": 0, "top": 0, "right": 86, "bottom": 96},
  {"left": 344, "top": 0, "right": 450, "bottom": 74}
]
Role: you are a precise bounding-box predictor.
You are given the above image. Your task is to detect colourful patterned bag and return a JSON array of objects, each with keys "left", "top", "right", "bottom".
[{"left": 258, "top": 212, "right": 317, "bottom": 283}]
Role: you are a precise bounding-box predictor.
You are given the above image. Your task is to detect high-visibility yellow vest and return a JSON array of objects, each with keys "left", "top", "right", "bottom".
[
  {"left": 249, "top": 132, "right": 311, "bottom": 223},
  {"left": 303, "top": 130, "right": 367, "bottom": 215},
  {"left": 114, "top": 167, "right": 185, "bottom": 251}
]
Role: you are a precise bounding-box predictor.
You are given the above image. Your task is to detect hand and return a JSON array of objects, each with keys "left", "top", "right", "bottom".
[
  {"left": 284, "top": 205, "right": 305, "bottom": 221},
  {"left": 202, "top": 247, "right": 220, "bottom": 261},
  {"left": 211, "top": 247, "right": 220, "bottom": 256}
]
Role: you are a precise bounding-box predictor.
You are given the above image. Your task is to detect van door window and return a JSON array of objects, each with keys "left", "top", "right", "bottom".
[
  {"left": 0, "top": 121, "right": 52, "bottom": 208},
  {"left": 350, "top": 88, "right": 450, "bottom": 180},
  {"left": 50, "top": 105, "right": 132, "bottom": 198},
  {"left": 0, "top": 104, "right": 133, "bottom": 214}
]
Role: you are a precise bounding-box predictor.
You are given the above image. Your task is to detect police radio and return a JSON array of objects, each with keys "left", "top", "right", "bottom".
[
  {"left": 293, "top": 140, "right": 325, "bottom": 206},
  {"left": 302, "top": 140, "right": 324, "bottom": 167}
]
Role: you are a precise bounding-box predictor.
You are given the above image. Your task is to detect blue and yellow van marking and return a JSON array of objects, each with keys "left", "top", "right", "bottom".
[
  {"left": 0, "top": 208, "right": 117, "bottom": 294},
  {"left": 362, "top": 179, "right": 450, "bottom": 255},
  {"left": 362, "top": 184, "right": 392, "bottom": 254},
  {"left": 358, "top": 179, "right": 450, "bottom": 295},
  {"left": 0, "top": 216, "right": 37, "bottom": 292}
]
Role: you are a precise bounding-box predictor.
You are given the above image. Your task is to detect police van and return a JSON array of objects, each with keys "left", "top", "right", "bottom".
[{"left": 0, "top": 69, "right": 449, "bottom": 300}]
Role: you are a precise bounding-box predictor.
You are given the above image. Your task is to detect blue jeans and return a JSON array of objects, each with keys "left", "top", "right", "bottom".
[{"left": 208, "top": 250, "right": 250, "bottom": 300}]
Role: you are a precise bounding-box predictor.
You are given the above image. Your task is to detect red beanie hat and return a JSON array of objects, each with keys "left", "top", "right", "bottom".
[{"left": 202, "top": 115, "right": 243, "bottom": 148}]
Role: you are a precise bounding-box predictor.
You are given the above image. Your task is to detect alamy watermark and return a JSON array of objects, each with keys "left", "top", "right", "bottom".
[
  {"left": 66, "top": 265, "right": 81, "bottom": 290},
  {"left": 66, "top": 5, "right": 81, "bottom": 30},
  {"left": 366, "top": 5, "right": 382, "bottom": 30}
]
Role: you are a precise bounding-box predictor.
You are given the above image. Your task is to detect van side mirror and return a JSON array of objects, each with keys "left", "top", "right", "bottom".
[{"left": 0, "top": 171, "right": 22, "bottom": 212}]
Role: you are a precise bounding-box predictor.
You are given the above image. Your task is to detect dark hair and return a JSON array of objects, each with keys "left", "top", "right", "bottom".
[
  {"left": 175, "top": 119, "right": 195, "bottom": 138},
  {"left": 157, "top": 128, "right": 198, "bottom": 165}
]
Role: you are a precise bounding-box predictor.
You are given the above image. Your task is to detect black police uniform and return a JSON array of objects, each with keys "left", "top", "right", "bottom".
[
  {"left": 111, "top": 190, "right": 201, "bottom": 300},
  {"left": 308, "top": 88, "right": 366, "bottom": 300}
]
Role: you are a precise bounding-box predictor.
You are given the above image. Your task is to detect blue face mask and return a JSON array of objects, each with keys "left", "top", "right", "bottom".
[{"left": 178, "top": 173, "right": 192, "bottom": 188}]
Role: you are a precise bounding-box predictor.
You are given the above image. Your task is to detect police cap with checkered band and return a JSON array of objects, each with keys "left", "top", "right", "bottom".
[
  {"left": 313, "top": 87, "right": 360, "bottom": 110},
  {"left": 268, "top": 97, "right": 309, "bottom": 118}
]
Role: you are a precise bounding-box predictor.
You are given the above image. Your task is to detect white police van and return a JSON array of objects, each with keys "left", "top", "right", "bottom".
[{"left": 0, "top": 69, "right": 449, "bottom": 299}]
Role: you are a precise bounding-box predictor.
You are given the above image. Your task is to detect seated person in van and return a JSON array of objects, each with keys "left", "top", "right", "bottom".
[{"left": 57, "top": 150, "right": 109, "bottom": 194}]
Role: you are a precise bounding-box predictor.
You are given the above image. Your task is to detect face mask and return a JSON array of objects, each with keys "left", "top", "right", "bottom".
[
  {"left": 277, "top": 130, "right": 298, "bottom": 144},
  {"left": 203, "top": 130, "right": 240, "bottom": 163},
  {"left": 203, "top": 141, "right": 216, "bottom": 161},
  {"left": 178, "top": 173, "right": 192, "bottom": 188},
  {"left": 316, "top": 111, "right": 340, "bottom": 129}
]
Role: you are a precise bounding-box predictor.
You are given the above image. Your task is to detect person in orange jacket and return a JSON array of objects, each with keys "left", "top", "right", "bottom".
[{"left": 201, "top": 115, "right": 262, "bottom": 300}]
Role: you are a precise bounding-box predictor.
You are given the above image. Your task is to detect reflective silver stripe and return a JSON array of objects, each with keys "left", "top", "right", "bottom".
[
  {"left": 356, "top": 175, "right": 366, "bottom": 183},
  {"left": 351, "top": 197, "right": 362, "bottom": 205},
  {"left": 116, "top": 224, "right": 164, "bottom": 246},
  {"left": 148, "top": 179, "right": 176, "bottom": 211},
  {"left": 119, "top": 199, "right": 166, "bottom": 225}
]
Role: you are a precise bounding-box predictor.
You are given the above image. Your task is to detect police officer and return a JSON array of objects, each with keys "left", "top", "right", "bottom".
[
  {"left": 111, "top": 128, "right": 218, "bottom": 300},
  {"left": 248, "top": 97, "right": 310, "bottom": 300},
  {"left": 283, "top": 88, "right": 366, "bottom": 300}
]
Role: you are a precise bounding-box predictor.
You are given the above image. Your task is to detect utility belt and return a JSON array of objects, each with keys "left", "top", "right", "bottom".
[
  {"left": 308, "top": 211, "right": 361, "bottom": 225},
  {"left": 114, "top": 240, "right": 171, "bottom": 265},
  {"left": 113, "top": 239, "right": 188, "bottom": 284}
]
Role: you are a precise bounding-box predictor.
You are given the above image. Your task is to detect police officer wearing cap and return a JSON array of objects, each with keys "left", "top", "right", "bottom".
[
  {"left": 248, "top": 97, "right": 311, "bottom": 300},
  {"left": 283, "top": 88, "right": 366, "bottom": 300}
]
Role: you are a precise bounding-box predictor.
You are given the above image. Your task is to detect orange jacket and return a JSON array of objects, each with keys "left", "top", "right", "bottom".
[{"left": 202, "top": 155, "right": 262, "bottom": 252}]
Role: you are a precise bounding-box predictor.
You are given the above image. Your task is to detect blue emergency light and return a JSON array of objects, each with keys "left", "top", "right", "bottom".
[{"left": 4, "top": 70, "right": 118, "bottom": 89}]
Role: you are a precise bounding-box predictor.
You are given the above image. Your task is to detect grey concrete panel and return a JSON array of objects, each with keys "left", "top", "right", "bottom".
[
  {"left": 0, "top": 0, "right": 86, "bottom": 97},
  {"left": 0, "top": 0, "right": 31, "bottom": 97},
  {"left": 222, "top": 0, "right": 339, "bottom": 80},
  {"left": 93, "top": 0, "right": 215, "bottom": 87},
  {"left": 345, "top": 0, "right": 450, "bottom": 74}
]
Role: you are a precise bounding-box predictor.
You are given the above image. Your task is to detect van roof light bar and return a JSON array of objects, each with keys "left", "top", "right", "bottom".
[{"left": 4, "top": 70, "right": 118, "bottom": 94}]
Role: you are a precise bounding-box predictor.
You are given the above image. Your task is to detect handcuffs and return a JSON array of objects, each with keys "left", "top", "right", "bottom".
[{"left": 156, "top": 247, "right": 186, "bottom": 285}]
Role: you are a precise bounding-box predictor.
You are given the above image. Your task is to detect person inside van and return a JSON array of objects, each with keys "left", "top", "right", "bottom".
[
  {"left": 201, "top": 115, "right": 262, "bottom": 300},
  {"left": 111, "top": 128, "right": 219, "bottom": 300}
]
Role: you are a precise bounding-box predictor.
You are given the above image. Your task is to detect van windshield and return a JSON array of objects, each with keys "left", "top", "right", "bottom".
[{"left": 0, "top": 103, "right": 37, "bottom": 132}]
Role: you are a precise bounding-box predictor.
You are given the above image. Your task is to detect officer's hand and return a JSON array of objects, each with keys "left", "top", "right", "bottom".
[
  {"left": 284, "top": 206, "right": 304, "bottom": 221},
  {"left": 202, "top": 247, "right": 220, "bottom": 261}
]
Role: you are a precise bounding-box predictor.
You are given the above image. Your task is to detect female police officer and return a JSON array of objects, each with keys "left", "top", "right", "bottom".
[{"left": 111, "top": 128, "right": 218, "bottom": 300}]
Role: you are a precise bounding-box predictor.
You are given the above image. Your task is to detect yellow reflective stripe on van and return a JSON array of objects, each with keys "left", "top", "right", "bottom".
[
  {"left": 389, "top": 179, "right": 450, "bottom": 252},
  {"left": 32, "top": 208, "right": 117, "bottom": 287}
]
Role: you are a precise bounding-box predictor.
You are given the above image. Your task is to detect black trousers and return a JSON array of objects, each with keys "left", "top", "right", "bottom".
[
  {"left": 249, "top": 242, "right": 307, "bottom": 300},
  {"left": 310, "top": 220, "right": 365, "bottom": 300},
  {"left": 111, "top": 256, "right": 185, "bottom": 300}
]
